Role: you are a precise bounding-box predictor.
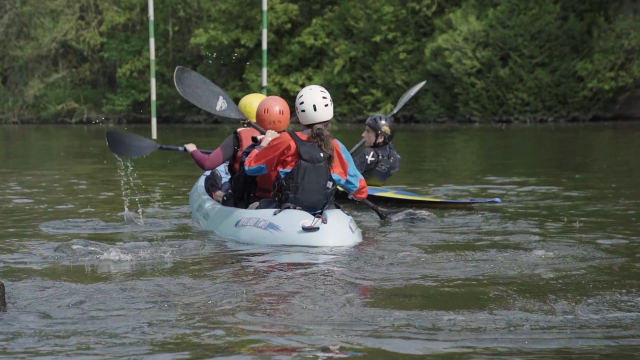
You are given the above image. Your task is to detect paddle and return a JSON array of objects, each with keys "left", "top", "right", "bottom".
[
  {"left": 362, "top": 198, "right": 389, "bottom": 221},
  {"left": 174, "top": 66, "right": 266, "bottom": 134},
  {"left": 349, "top": 80, "right": 427, "bottom": 154},
  {"left": 105, "top": 130, "right": 212, "bottom": 158}
]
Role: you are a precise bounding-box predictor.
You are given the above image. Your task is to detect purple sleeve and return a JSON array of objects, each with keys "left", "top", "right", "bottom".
[{"left": 190, "top": 134, "right": 236, "bottom": 170}]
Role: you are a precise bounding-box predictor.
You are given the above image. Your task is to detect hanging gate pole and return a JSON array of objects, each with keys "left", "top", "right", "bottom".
[
  {"left": 149, "top": 0, "right": 158, "bottom": 139},
  {"left": 261, "top": 0, "right": 267, "bottom": 95}
]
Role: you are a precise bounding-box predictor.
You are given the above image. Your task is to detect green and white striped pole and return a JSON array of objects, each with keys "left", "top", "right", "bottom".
[
  {"left": 148, "top": 0, "right": 157, "bottom": 139},
  {"left": 261, "top": 0, "right": 267, "bottom": 95}
]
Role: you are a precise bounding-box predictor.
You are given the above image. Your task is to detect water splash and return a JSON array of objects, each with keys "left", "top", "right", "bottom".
[
  {"left": 51, "top": 239, "right": 206, "bottom": 272},
  {"left": 115, "top": 156, "right": 144, "bottom": 224},
  {"left": 388, "top": 209, "right": 437, "bottom": 223},
  {"left": 115, "top": 156, "right": 130, "bottom": 215},
  {"left": 125, "top": 158, "right": 145, "bottom": 224},
  {"left": 39, "top": 218, "right": 183, "bottom": 235}
]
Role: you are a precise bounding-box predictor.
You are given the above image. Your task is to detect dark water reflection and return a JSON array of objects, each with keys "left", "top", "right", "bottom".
[{"left": 0, "top": 123, "right": 639, "bottom": 359}]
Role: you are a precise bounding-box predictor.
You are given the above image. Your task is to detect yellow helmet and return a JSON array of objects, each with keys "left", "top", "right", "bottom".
[{"left": 238, "top": 93, "right": 266, "bottom": 122}]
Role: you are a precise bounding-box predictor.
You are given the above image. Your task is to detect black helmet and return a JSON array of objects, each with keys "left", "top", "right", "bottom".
[{"left": 365, "top": 114, "right": 395, "bottom": 145}]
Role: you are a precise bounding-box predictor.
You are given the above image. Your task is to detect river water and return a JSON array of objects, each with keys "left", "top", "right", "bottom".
[{"left": 1, "top": 123, "right": 639, "bottom": 359}]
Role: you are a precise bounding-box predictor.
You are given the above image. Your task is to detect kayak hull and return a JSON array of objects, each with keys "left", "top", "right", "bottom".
[{"left": 189, "top": 172, "right": 362, "bottom": 247}]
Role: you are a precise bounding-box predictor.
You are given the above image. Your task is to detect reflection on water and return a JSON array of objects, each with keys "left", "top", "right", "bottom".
[{"left": 0, "top": 124, "right": 639, "bottom": 359}]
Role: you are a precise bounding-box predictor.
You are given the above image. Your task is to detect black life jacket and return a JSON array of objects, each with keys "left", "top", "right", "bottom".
[
  {"left": 273, "top": 131, "right": 337, "bottom": 212},
  {"left": 361, "top": 143, "right": 401, "bottom": 187},
  {"left": 227, "top": 142, "right": 259, "bottom": 209}
]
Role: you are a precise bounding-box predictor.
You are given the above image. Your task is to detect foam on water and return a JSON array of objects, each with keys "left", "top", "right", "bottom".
[
  {"left": 53, "top": 239, "right": 206, "bottom": 263},
  {"left": 12, "top": 199, "right": 34, "bottom": 203},
  {"left": 388, "top": 209, "right": 437, "bottom": 223},
  {"left": 39, "top": 218, "right": 183, "bottom": 234}
]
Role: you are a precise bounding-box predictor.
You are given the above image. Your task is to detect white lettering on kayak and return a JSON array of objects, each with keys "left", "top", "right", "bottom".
[
  {"left": 349, "top": 218, "right": 358, "bottom": 233},
  {"left": 235, "top": 217, "right": 282, "bottom": 232}
]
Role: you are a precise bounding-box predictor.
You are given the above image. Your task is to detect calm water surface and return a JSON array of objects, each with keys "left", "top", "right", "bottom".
[{"left": 1, "top": 123, "right": 639, "bottom": 359}]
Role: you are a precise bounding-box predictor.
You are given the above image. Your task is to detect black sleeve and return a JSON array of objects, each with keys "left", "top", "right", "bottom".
[
  {"left": 388, "top": 143, "right": 401, "bottom": 175},
  {"left": 219, "top": 134, "right": 237, "bottom": 162},
  {"left": 391, "top": 153, "right": 401, "bottom": 175},
  {"left": 354, "top": 148, "right": 377, "bottom": 174}
]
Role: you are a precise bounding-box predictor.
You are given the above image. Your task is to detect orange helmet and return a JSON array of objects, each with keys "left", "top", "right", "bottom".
[{"left": 256, "top": 96, "right": 290, "bottom": 132}]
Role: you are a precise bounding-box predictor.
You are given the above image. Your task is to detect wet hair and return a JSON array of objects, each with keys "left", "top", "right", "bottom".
[{"left": 305, "top": 122, "right": 334, "bottom": 167}]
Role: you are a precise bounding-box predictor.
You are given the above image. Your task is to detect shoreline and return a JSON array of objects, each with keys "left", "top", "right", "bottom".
[
  {"left": 2, "top": 112, "right": 639, "bottom": 125},
  {"left": 2, "top": 119, "right": 639, "bottom": 130}
]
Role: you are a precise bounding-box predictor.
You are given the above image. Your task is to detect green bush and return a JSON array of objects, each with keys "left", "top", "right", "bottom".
[{"left": 1, "top": 0, "right": 638, "bottom": 123}]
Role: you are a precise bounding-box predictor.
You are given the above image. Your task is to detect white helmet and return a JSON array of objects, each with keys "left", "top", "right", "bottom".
[{"left": 295, "top": 85, "right": 334, "bottom": 125}]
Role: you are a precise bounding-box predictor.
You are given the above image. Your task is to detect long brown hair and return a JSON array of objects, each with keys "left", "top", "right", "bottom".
[{"left": 306, "top": 122, "right": 334, "bottom": 167}]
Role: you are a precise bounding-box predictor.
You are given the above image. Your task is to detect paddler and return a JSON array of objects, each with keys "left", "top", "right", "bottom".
[
  {"left": 183, "top": 94, "right": 290, "bottom": 208},
  {"left": 353, "top": 114, "right": 401, "bottom": 186},
  {"left": 244, "top": 85, "right": 368, "bottom": 212}
]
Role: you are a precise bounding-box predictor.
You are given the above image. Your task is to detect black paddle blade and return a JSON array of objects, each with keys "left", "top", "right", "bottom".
[
  {"left": 106, "top": 131, "right": 160, "bottom": 158},
  {"left": 174, "top": 66, "right": 247, "bottom": 120},
  {"left": 387, "top": 80, "right": 427, "bottom": 118}
]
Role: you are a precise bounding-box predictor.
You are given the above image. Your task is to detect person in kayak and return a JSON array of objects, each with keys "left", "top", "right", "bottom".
[
  {"left": 353, "top": 114, "right": 401, "bottom": 186},
  {"left": 183, "top": 94, "right": 290, "bottom": 207},
  {"left": 244, "top": 85, "right": 368, "bottom": 212}
]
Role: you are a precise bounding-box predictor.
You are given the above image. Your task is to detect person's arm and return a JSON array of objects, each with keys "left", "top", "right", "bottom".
[
  {"left": 388, "top": 143, "right": 401, "bottom": 175},
  {"left": 244, "top": 133, "right": 290, "bottom": 176},
  {"left": 332, "top": 140, "right": 369, "bottom": 200},
  {"left": 186, "top": 134, "right": 236, "bottom": 171},
  {"left": 391, "top": 154, "right": 401, "bottom": 175}
]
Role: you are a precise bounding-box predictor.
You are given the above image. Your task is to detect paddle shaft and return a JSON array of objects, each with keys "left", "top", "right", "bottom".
[
  {"left": 244, "top": 120, "right": 266, "bottom": 134},
  {"left": 362, "top": 198, "right": 388, "bottom": 221},
  {"left": 349, "top": 80, "right": 427, "bottom": 154},
  {"left": 158, "top": 145, "right": 212, "bottom": 154},
  {"left": 349, "top": 139, "right": 365, "bottom": 154},
  {"left": 158, "top": 119, "right": 263, "bottom": 154}
]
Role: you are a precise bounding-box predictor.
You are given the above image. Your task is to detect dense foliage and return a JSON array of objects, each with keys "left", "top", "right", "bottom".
[{"left": 1, "top": 0, "right": 638, "bottom": 123}]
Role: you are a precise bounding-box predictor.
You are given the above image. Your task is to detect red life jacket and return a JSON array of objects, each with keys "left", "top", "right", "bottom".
[
  {"left": 230, "top": 127, "right": 272, "bottom": 199},
  {"left": 231, "top": 127, "right": 261, "bottom": 175}
]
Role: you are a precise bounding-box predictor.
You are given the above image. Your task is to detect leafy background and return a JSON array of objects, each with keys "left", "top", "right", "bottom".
[{"left": 1, "top": 0, "right": 638, "bottom": 123}]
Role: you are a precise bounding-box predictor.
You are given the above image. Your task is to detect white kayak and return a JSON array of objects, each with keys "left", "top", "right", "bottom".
[{"left": 189, "top": 170, "right": 362, "bottom": 247}]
